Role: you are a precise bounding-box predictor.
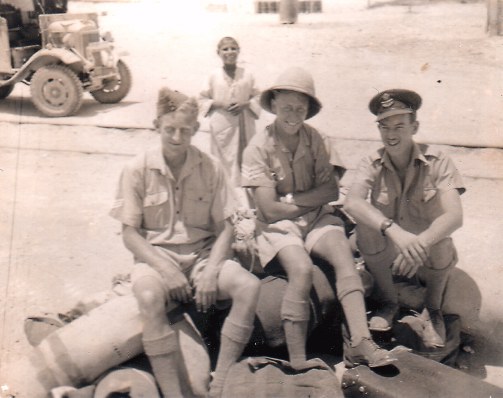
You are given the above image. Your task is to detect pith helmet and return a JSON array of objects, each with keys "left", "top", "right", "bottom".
[
  {"left": 260, "top": 67, "right": 322, "bottom": 119},
  {"left": 369, "top": 89, "right": 422, "bottom": 122}
]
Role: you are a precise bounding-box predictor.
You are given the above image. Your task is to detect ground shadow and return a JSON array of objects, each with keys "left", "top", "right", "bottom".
[{"left": 0, "top": 94, "right": 141, "bottom": 122}]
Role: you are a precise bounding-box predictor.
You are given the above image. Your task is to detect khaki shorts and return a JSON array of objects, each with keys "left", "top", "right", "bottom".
[
  {"left": 357, "top": 227, "right": 458, "bottom": 271},
  {"left": 131, "top": 245, "right": 209, "bottom": 294},
  {"left": 256, "top": 207, "right": 345, "bottom": 267},
  {"left": 132, "top": 245, "right": 235, "bottom": 308}
]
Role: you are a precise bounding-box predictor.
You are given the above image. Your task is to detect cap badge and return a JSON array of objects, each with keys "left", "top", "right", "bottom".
[
  {"left": 380, "top": 93, "right": 394, "bottom": 108},
  {"left": 165, "top": 100, "right": 178, "bottom": 113}
]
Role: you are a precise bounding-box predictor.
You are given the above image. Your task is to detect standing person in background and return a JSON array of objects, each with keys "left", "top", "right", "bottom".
[
  {"left": 199, "top": 36, "right": 261, "bottom": 200},
  {"left": 110, "top": 87, "right": 260, "bottom": 398},
  {"left": 344, "top": 89, "right": 464, "bottom": 348},
  {"left": 242, "top": 67, "right": 394, "bottom": 370}
]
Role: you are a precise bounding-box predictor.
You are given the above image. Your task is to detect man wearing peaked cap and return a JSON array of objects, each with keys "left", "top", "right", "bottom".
[
  {"left": 242, "top": 67, "right": 394, "bottom": 371},
  {"left": 110, "top": 87, "right": 260, "bottom": 398},
  {"left": 344, "top": 89, "right": 465, "bottom": 349},
  {"left": 368, "top": 89, "right": 422, "bottom": 122}
]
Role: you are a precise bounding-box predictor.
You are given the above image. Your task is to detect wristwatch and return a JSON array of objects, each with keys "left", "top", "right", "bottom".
[
  {"left": 284, "top": 193, "right": 294, "bottom": 205},
  {"left": 380, "top": 218, "right": 394, "bottom": 236}
]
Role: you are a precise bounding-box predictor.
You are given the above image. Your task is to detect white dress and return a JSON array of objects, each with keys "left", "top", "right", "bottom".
[{"left": 199, "top": 67, "right": 261, "bottom": 188}]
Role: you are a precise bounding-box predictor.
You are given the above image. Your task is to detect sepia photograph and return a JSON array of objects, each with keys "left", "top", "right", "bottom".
[{"left": 0, "top": 0, "right": 502, "bottom": 396}]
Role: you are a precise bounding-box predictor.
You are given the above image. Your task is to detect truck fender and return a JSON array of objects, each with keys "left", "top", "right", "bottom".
[
  {"left": 4, "top": 49, "right": 84, "bottom": 85},
  {"left": 27, "top": 48, "right": 83, "bottom": 69}
]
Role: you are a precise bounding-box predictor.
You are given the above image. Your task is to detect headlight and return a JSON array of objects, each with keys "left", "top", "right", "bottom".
[
  {"left": 62, "top": 33, "right": 75, "bottom": 48},
  {"left": 99, "top": 50, "right": 115, "bottom": 68}
]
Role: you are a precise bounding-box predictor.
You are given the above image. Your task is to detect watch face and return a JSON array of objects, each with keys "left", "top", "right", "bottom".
[{"left": 380, "top": 219, "right": 393, "bottom": 234}]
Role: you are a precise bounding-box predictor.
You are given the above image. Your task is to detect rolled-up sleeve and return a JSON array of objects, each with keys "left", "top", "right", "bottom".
[
  {"left": 313, "top": 133, "right": 347, "bottom": 184},
  {"left": 352, "top": 156, "right": 377, "bottom": 195},
  {"left": 109, "top": 163, "right": 144, "bottom": 228},
  {"left": 433, "top": 153, "right": 466, "bottom": 195}
]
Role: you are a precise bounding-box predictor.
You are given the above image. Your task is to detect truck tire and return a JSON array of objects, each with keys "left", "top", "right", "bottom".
[
  {"left": 90, "top": 59, "right": 132, "bottom": 104},
  {"left": 30, "top": 64, "right": 83, "bottom": 117},
  {"left": 0, "top": 84, "right": 14, "bottom": 99}
]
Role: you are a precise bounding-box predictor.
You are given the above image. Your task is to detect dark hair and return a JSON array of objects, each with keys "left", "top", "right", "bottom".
[{"left": 217, "top": 36, "right": 239, "bottom": 51}]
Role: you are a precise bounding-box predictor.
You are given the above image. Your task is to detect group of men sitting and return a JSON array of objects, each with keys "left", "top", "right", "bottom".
[{"left": 109, "top": 67, "right": 464, "bottom": 398}]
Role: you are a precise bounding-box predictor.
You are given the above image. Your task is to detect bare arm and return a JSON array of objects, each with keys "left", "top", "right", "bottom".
[
  {"left": 206, "top": 219, "right": 234, "bottom": 273},
  {"left": 418, "top": 189, "right": 463, "bottom": 247},
  {"left": 344, "top": 183, "right": 387, "bottom": 230},
  {"left": 122, "top": 224, "right": 192, "bottom": 303},
  {"left": 254, "top": 185, "right": 318, "bottom": 224},
  {"left": 345, "top": 184, "right": 463, "bottom": 277},
  {"left": 194, "top": 219, "right": 234, "bottom": 312},
  {"left": 344, "top": 183, "right": 428, "bottom": 270}
]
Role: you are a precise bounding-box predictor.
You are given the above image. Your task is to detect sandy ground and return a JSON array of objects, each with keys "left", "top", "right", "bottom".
[
  {"left": 1, "top": 0, "right": 503, "bottom": 395},
  {"left": 1, "top": 0, "right": 503, "bottom": 146}
]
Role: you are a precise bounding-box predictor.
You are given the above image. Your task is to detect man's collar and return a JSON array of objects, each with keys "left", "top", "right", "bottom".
[
  {"left": 147, "top": 146, "right": 202, "bottom": 177},
  {"left": 270, "top": 123, "right": 310, "bottom": 152},
  {"left": 373, "top": 143, "right": 438, "bottom": 169}
]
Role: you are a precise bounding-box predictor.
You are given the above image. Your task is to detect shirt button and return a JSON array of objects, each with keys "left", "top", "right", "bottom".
[
  {"left": 176, "top": 211, "right": 180, "bottom": 215},
  {"left": 176, "top": 186, "right": 179, "bottom": 190}
]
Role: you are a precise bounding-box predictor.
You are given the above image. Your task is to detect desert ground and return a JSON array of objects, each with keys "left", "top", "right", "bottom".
[{"left": 1, "top": 0, "right": 503, "bottom": 395}]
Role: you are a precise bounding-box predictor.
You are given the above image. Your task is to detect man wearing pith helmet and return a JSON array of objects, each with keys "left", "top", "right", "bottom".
[
  {"left": 242, "top": 67, "right": 393, "bottom": 370},
  {"left": 344, "top": 89, "right": 465, "bottom": 348},
  {"left": 110, "top": 87, "right": 260, "bottom": 398}
]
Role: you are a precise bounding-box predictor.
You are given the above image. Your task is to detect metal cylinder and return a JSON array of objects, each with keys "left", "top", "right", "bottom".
[{"left": 279, "top": 0, "right": 298, "bottom": 24}]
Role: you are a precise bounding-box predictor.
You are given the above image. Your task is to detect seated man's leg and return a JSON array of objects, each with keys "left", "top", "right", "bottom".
[
  {"left": 310, "top": 229, "right": 392, "bottom": 367},
  {"left": 207, "top": 260, "right": 260, "bottom": 398},
  {"left": 416, "top": 239, "right": 458, "bottom": 346},
  {"left": 355, "top": 224, "right": 399, "bottom": 331},
  {"left": 310, "top": 228, "right": 369, "bottom": 343},
  {"left": 276, "top": 245, "right": 315, "bottom": 370},
  {"left": 132, "top": 266, "right": 182, "bottom": 397}
]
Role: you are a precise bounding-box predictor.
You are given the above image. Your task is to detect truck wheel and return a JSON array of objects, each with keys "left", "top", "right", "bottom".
[
  {"left": 0, "top": 84, "right": 14, "bottom": 99},
  {"left": 30, "top": 65, "right": 83, "bottom": 117},
  {"left": 90, "top": 60, "right": 132, "bottom": 104}
]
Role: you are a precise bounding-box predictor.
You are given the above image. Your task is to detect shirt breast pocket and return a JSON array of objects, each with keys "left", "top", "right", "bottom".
[
  {"left": 376, "top": 190, "right": 390, "bottom": 206},
  {"left": 423, "top": 187, "right": 437, "bottom": 203},
  {"left": 372, "top": 188, "right": 394, "bottom": 218},
  {"left": 143, "top": 191, "right": 169, "bottom": 229},
  {"left": 410, "top": 186, "right": 439, "bottom": 220},
  {"left": 184, "top": 189, "right": 213, "bottom": 228}
]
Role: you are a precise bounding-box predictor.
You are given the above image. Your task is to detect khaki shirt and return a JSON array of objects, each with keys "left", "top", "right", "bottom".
[
  {"left": 110, "top": 146, "right": 236, "bottom": 253},
  {"left": 241, "top": 123, "right": 345, "bottom": 195},
  {"left": 353, "top": 143, "right": 465, "bottom": 236}
]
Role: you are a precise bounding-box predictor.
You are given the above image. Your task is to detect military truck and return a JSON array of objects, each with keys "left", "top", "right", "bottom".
[{"left": 0, "top": 0, "right": 131, "bottom": 117}]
